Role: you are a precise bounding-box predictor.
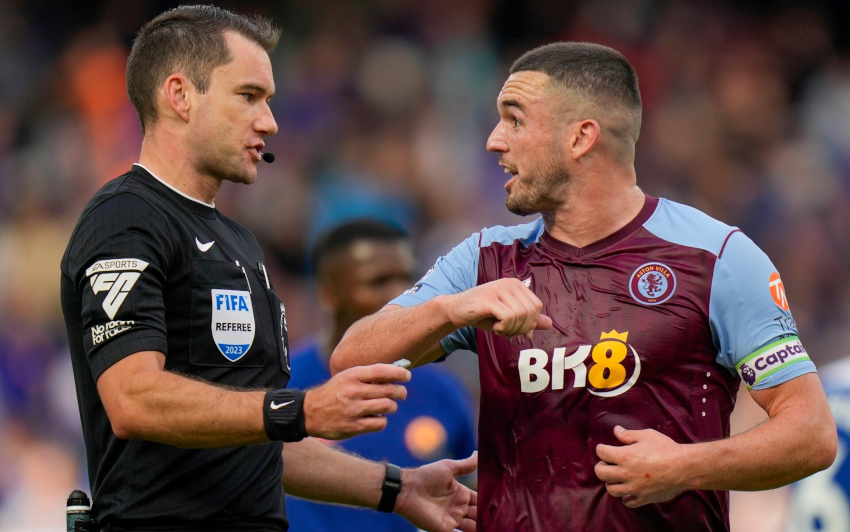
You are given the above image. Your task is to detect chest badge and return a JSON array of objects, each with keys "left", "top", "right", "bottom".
[
  {"left": 629, "top": 262, "right": 676, "bottom": 306},
  {"left": 211, "top": 289, "right": 256, "bottom": 361}
]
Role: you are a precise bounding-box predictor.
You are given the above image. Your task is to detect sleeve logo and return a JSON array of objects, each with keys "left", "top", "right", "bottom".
[
  {"left": 735, "top": 336, "right": 809, "bottom": 390},
  {"left": 85, "top": 259, "right": 149, "bottom": 320},
  {"left": 769, "top": 272, "right": 790, "bottom": 311}
]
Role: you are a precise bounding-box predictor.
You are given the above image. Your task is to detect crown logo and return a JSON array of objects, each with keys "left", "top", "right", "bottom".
[{"left": 600, "top": 330, "right": 629, "bottom": 342}]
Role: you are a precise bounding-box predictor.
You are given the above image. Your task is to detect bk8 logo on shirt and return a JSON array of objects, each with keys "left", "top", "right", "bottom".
[
  {"left": 211, "top": 289, "right": 255, "bottom": 362},
  {"left": 518, "top": 330, "right": 641, "bottom": 397}
]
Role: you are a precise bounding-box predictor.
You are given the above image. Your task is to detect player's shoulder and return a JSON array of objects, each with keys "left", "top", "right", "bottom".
[
  {"left": 475, "top": 218, "right": 545, "bottom": 250},
  {"left": 643, "top": 197, "right": 739, "bottom": 257}
]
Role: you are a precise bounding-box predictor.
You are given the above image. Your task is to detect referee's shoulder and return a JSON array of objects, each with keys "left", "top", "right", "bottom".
[
  {"left": 78, "top": 168, "right": 165, "bottom": 223},
  {"left": 64, "top": 169, "right": 173, "bottom": 265}
]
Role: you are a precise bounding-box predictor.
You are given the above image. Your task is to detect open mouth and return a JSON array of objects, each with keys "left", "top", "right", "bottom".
[{"left": 502, "top": 165, "right": 519, "bottom": 189}]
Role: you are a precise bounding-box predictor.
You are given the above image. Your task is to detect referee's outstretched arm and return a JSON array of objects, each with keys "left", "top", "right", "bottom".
[
  {"left": 97, "top": 350, "right": 478, "bottom": 532},
  {"left": 98, "top": 350, "right": 409, "bottom": 447}
]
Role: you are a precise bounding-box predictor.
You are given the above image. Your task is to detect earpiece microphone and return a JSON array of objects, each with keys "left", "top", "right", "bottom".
[{"left": 261, "top": 152, "right": 275, "bottom": 163}]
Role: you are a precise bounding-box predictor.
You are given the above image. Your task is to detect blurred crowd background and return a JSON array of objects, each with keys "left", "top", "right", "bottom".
[{"left": 1, "top": 0, "right": 849, "bottom": 530}]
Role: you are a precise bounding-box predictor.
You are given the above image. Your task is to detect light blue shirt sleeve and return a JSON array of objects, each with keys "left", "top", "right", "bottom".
[
  {"left": 709, "top": 231, "right": 816, "bottom": 390},
  {"left": 389, "top": 232, "right": 480, "bottom": 354}
]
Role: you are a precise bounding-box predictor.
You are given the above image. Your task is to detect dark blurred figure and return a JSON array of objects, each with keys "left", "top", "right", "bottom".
[{"left": 286, "top": 220, "right": 477, "bottom": 532}]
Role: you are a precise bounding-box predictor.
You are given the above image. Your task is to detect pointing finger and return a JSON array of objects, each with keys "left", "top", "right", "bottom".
[
  {"left": 351, "top": 364, "right": 411, "bottom": 384},
  {"left": 360, "top": 382, "right": 407, "bottom": 401},
  {"left": 535, "top": 314, "right": 553, "bottom": 330}
]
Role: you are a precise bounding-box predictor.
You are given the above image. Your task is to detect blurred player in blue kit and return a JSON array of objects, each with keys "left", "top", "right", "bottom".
[
  {"left": 286, "top": 220, "right": 477, "bottom": 532},
  {"left": 790, "top": 358, "right": 850, "bottom": 531}
]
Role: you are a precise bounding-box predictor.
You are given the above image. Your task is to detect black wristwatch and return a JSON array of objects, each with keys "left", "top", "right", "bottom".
[{"left": 377, "top": 463, "right": 402, "bottom": 513}]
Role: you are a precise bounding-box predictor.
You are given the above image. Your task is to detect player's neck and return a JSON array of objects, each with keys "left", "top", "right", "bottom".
[
  {"left": 542, "top": 181, "right": 645, "bottom": 249},
  {"left": 138, "top": 134, "right": 221, "bottom": 205}
]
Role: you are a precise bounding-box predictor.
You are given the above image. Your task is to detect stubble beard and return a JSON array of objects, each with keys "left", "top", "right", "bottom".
[
  {"left": 505, "top": 146, "right": 568, "bottom": 216},
  {"left": 196, "top": 140, "right": 256, "bottom": 186}
]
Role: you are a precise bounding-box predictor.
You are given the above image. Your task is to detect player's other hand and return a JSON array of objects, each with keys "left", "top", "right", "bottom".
[
  {"left": 442, "top": 278, "right": 553, "bottom": 339},
  {"left": 594, "top": 426, "right": 688, "bottom": 508},
  {"left": 396, "top": 452, "right": 478, "bottom": 532},
  {"left": 302, "top": 364, "right": 409, "bottom": 440}
]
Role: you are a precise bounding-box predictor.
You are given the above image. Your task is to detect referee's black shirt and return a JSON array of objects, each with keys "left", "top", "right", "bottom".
[{"left": 61, "top": 164, "right": 292, "bottom": 531}]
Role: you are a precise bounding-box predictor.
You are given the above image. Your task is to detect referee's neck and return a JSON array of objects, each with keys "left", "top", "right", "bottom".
[{"left": 139, "top": 137, "right": 220, "bottom": 205}]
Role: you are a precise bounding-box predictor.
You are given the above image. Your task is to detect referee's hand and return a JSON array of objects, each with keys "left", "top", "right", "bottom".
[{"left": 302, "top": 364, "right": 410, "bottom": 440}]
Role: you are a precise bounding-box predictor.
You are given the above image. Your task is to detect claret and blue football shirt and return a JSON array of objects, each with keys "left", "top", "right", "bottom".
[{"left": 390, "top": 195, "right": 815, "bottom": 531}]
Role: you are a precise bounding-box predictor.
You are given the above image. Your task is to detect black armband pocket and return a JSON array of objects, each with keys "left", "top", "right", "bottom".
[{"left": 189, "top": 259, "right": 266, "bottom": 368}]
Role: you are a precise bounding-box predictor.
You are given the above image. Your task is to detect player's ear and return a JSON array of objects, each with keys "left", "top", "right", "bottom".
[
  {"left": 161, "top": 73, "right": 193, "bottom": 124},
  {"left": 570, "top": 118, "right": 600, "bottom": 160}
]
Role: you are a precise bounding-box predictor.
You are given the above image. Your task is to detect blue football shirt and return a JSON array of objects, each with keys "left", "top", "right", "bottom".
[{"left": 284, "top": 339, "right": 477, "bottom": 532}]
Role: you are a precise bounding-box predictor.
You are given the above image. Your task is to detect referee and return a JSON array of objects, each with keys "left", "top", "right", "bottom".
[{"left": 60, "top": 6, "right": 476, "bottom": 532}]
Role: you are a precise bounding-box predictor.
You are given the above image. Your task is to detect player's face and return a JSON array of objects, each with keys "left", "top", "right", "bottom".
[
  {"left": 330, "top": 240, "right": 415, "bottom": 323},
  {"left": 190, "top": 31, "right": 278, "bottom": 185},
  {"left": 487, "top": 71, "right": 569, "bottom": 216}
]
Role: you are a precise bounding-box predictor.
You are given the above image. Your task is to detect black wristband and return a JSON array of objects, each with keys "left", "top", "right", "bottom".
[
  {"left": 377, "top": 463, "right": 402, "bottom": 513},
  {"left": 263, "top": 389, "right": 307, "bottom": 442}
]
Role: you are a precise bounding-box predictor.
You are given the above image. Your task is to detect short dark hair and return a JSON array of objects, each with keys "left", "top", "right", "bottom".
[
  {"left": 311, "top": 220, "right": 409, "bottom": 277},
  {"left": 126, "top": 5, "right": 280, "bottom": 134},
  {"left": 510, "top": 42, "right": 641, "bottom": 117}
]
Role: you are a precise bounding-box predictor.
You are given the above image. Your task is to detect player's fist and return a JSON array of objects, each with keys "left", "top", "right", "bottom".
[
  {"left": 302, "top": 364, "right": 410, "bottom": 440},
  {"left": 442, "top": 278, "right": 552, "bottom": 339}
]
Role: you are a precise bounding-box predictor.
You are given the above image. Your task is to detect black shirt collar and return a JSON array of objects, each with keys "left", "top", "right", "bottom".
[{"left": 132, "top": 163, "right": 217, "bottom": 219}]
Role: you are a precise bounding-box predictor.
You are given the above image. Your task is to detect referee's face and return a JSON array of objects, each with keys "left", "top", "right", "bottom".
[{"left": 190, "top": 31, "right": 278, "bottom": 185}]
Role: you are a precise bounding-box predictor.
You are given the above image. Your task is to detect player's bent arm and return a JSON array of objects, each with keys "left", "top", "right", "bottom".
[
  {"left": 331, "top": 278, "right": 553, "bottom": 375},
  {"left": 97, "top": 350, "right": 267, "bottom": 448},
  {"left": 330, "top": 301, "right": 457, "bottom": 375},
  {"left": 98, "top": 351, "right": 411, "bottom": 447},
  {"left": 685, "top": 372, "right": 836, "bottom": 490},
  {"left": 595, "top": 373, "right": 836, "bottom": 507}
]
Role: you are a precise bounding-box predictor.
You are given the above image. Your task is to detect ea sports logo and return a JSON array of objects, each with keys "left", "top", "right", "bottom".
[
  {"left": 629, "top": 262, "right": 676, "bottom": 306},
  {"left": 769, "top": 272, "right": 789, "bottom": 311}
]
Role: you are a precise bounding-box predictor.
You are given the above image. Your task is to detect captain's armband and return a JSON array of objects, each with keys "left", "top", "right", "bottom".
[{"left": 735, "top": 336, "right": 810, "bottom": 390}]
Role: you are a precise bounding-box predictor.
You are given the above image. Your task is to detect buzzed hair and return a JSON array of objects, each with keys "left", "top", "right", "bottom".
[
  {"left": 126, "top": 5, "right": 280, "bottom": 134},
  {"left": 510, "top": 42, "right": 642, "bottom": 137},
  {"left": 311, "top": 219, "right": 409, "bottom": 277}
]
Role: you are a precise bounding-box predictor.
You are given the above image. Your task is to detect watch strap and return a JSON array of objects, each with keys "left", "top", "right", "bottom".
[{"left": 377, "top": 463, "right": 402, "bottom": 513}]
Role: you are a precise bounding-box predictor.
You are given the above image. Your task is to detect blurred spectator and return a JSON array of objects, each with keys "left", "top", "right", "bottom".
[{"left": 285, "top": 220, "right": 476, "bottom": 532}]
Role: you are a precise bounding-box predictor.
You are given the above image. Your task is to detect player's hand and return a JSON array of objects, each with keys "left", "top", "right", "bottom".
[
  {"left": 443, "top": 279, "right": 553, "bottom": 339},
  {"left": 594, "top": 426, "right": 688, "bottom": 508},
  {"left": 395, "top": 452, "right": 478, "bottom": 532},
  {"left": 302, "top": 364, "right": 409, "bottom": 440}
]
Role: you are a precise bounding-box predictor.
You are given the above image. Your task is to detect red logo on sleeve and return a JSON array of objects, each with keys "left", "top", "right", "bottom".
[{"left": 769, "top": 272, "right": 789, "bottom": 311}]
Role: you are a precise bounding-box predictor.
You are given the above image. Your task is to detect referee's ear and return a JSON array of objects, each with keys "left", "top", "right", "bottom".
[{"left": 161, "top": 73, "right": 194, "bottom": 124}]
